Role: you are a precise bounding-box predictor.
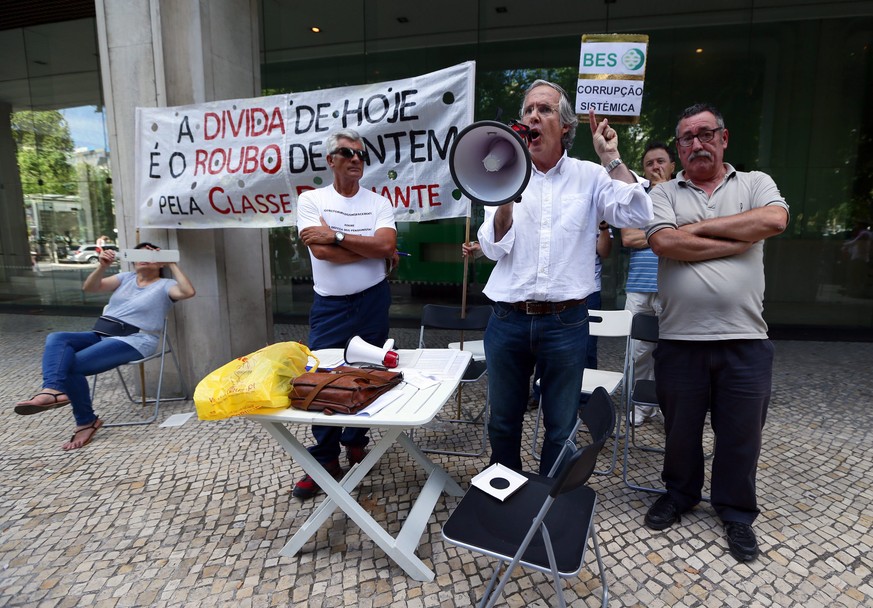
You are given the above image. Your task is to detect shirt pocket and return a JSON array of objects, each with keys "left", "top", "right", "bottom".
[{"left": 558, "top": 194, "right": 593, "bottom": 233}]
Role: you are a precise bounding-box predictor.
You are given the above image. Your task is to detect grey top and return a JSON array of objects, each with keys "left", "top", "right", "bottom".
[
  {"left": 646, "top": 165, "right": 789, "bottom": 340},
  {"left": 102, "top": 272, "right": 177, "bottom": 356}
]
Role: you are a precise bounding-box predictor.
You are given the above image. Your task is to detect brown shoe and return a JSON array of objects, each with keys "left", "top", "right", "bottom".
[{"left": 15, "top": 392, "right": 71, "bottom": 415}]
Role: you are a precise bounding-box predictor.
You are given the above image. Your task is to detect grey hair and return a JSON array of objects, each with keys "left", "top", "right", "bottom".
[
  {"left": 675, "top": 103, "right": 725, "bottom": 136},
  {"left": 325, "top": 129, "right": 363, "bottom": 155},
  {"left": 520, "top": 79, "right": 578, "bottom": 150}
]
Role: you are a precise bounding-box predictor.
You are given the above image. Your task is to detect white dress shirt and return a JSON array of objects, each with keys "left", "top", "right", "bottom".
[{"left": 478, "top": 153, "right": 652, "bottom": 303}]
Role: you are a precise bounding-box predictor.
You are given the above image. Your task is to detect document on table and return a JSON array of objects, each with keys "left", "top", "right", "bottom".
[
  {"left": 405, "top": 349, "right": 468, "bottom": 379},
  {"left": 355, "top": 383, "right": 420, "bottom": 418}
]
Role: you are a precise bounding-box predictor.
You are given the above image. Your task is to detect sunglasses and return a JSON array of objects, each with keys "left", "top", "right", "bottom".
[{"left": 331, "top": 146, "right": 369, "bottom": 162}]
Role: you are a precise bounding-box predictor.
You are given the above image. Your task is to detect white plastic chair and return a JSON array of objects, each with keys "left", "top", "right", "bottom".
[{"left": 531, "top": 309, "right": 632, "bottom": 475}]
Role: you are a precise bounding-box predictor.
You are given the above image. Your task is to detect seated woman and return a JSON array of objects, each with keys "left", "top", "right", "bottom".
[{"left": 15, "top": 242, "right": 195, "bottom": 450}]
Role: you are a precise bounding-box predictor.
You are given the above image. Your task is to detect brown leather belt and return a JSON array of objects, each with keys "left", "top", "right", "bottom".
[{"left": 507, "top": 299, "right": 588, "bottom": 315}]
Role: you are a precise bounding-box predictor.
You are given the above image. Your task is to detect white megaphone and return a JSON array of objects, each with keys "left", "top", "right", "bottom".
[
  {"left": 344, "top": 336, "right": 399, "bottom": 368},
  {"left": 449, "top": 120, "right": 532, "bottom": 206}
]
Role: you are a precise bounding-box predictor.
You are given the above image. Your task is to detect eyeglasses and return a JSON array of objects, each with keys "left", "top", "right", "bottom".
[
  {"left": 331, "top": 147, "right": 369, "bottom": 161},
  {"left": 521, "top": 103, "right": 558, "bottom": 118},
  {"left": 677, "top": 127, "right": 723, "bottom": 147}
]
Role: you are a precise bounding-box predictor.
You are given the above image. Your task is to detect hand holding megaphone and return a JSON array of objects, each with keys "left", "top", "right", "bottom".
[
  {"left": 344, "top": 336, "right": 399, "bottom": 368},
  {"left": 449, "top": 120, "right": 532, "bottom": 206}
]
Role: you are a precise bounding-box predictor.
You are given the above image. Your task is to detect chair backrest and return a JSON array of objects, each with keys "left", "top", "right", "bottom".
[
  {"left": 580, "top": 386, "right": 616, "bottom": 446},
  {"left": 587, "top": 309, "right": 633, "bottom": 338},
  {"left": 630, "top": 313, "right": 659, "bottom": 343},
  {"left": 419, "top": 304, "right": 492, "bottom": 348},
  {"left": 549, "top": 437, "right": 606, "bottom": 498},
  {"left": 420, "top": 304, "right": 492, "bottom": 331}
]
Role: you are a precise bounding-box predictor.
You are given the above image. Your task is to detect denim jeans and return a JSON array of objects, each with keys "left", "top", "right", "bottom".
[
  {"left": 531, "top": 290, "right": 600, "bottom": 403},
  {"left": 42, "top": 331, "right": 142, "bottom": 425},
  {"left": 485, "top": 302, "right": 589, "bottom": 475},
  {"left": 307, "top": 280, "right": 390, "bottom": 464},
  {"left": 654, "top": 339, "right": 774, "bottom": 524}
]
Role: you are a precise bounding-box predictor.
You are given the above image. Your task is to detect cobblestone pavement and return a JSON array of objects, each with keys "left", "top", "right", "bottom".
[{"left": 1, "top": 313, "right": 871, "bottom": 607}]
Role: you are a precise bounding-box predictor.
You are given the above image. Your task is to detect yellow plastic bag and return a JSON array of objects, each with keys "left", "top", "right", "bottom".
[{"left": 194, "top": 342, "right": 316, "bottom": 420}]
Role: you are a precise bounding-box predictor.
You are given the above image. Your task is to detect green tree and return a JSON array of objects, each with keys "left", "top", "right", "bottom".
[{"left": 11, "top": 110, "right": 77, "bottom": 195}]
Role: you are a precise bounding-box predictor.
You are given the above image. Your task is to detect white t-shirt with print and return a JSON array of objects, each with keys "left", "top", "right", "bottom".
[{"left": 297, "top": 186, "right": 396, "bottom": 296}]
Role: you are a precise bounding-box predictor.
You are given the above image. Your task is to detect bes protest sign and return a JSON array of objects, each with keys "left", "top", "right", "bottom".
[
  {"left": 135, "top": 62, "right": 475, "bottom": 229},
  {"left": 575, "top": 34, "right": 648, "bottom": 124}
]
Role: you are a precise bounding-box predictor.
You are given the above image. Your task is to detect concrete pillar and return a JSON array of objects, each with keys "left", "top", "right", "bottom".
[
  {"left": 95, "top": 0, "right": 272, "bottom": 390},
  {"left": 0, "top": 102, "right": 32, "bottom": 279}
]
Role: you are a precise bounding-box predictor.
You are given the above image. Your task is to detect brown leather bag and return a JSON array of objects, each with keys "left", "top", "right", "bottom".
[{"left": 289, "top": 366, "right": 403, "bottom": 415}]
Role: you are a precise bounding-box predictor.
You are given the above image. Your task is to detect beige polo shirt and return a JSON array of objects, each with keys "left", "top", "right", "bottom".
[{"left": 646, "top": 165, "right": 789, "bottom": 340}]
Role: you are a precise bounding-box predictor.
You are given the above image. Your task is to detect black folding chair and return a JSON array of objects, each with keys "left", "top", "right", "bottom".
[
  {"left": 417, "top": 304, "right": 491, "bottom": 456},
  {"left": 442, "top": 387, "right": 614, "bottom": 608}
]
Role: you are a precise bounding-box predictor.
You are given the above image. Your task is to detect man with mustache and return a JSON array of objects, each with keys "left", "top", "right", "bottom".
[
  {"left": 476, "top": 79, "right": 653, "bottom": 475},
  {"left": 644, "top": 103, "right": 789, "bottom": 562}
]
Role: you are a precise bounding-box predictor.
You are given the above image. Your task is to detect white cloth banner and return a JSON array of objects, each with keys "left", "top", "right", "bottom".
[{"left": 135, "top": 62, "right": 475, "bottom": 229}]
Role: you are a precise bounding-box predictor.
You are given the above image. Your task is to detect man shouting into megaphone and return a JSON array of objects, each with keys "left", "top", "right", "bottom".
[{"left": 477, "top": 79, "right": 653, "bottom": 476}]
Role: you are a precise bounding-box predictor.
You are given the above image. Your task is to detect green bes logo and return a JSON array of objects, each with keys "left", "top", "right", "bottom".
[{"left": 621, "top": 48, "right": 645, "bottom": 71}]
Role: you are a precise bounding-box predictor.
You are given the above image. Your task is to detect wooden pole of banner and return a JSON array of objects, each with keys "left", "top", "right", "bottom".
[{"left": 456, "top": 216, "right": 472, "bottom": 418}]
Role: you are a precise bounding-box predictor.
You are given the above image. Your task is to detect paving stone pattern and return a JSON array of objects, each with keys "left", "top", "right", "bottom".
[{"left": 1, "top": 313, "right": 871, "bottom": 607}]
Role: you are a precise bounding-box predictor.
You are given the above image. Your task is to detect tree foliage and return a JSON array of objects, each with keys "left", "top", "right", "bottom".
[{"left": 11, "top": 110, "right": 77, "bottom": 196}]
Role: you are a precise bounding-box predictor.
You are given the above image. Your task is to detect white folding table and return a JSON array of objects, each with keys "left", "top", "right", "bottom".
[{"left": 245, "top": 348, "right": 472, "bottom": 582}]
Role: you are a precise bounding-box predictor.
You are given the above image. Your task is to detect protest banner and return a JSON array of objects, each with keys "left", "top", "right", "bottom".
[
  {"left": 575, "top": 34, "right": 649, "bottom": 124},
  {"left": 135, "top": 62, "right": 475, "bottom": 229}
]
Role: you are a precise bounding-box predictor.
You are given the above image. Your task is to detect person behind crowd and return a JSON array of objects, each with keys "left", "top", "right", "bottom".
[
  {"left": 477, "top": 79, "right": 652, "bottom": 475},
  {"left": 586, "top": 220, "right": 613, "bottom": 366},
  {"left": 15, "top": 242, "right": 195, "bottom": 450},
  {"left": 644, "top": 103, "right": 789, "bottom": 562},
  {"left": 622, "top": 141, "right": 675, "bottom": 426},
  {"left": 461, "top": 241, "right": 485, "bottom": 259},
  {"left": 294, "top": 128, "right": 397, "bottom": 500}
]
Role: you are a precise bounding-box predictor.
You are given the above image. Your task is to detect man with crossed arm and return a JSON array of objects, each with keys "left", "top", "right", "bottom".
[{"left": 644, "top": 103, "right": 789, "bottom": 563}]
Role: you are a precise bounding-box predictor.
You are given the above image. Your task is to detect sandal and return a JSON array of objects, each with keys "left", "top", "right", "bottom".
[
  {"left": 15, "top": 392, "right": 71, "bottom": 415},
  {"left": 62, "top": 418, "right": 103, "bottom": 451}
]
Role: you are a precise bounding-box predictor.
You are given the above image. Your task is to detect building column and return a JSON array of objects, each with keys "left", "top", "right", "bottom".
[
  {"left": 95, "top": 0, "right": 272, "bottom": 388},
  {"left": 0, "top": 102, "right": 32, "bottom": 279}
]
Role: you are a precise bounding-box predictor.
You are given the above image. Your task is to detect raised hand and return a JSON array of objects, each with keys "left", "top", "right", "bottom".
[{"left": 588, "top": 108, "right": 619, "bottom": 161}]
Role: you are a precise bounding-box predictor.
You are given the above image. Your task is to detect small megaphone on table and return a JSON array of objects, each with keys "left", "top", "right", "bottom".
[
  {"left": 344, "top": 336, "right": 399, "bottom": 368},
  {"left": 448, "top": 120, "right": 533, "bottom": 206}
]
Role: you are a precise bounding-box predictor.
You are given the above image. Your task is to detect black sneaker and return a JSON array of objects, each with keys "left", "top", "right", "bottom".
[
  {"left": 725, "top": 522, "right": 759, "bottom": 562},
  {"left": 644, "top": 494, "right": 684, "bottom": 530},
  {"left": 292, "top": 459, "right": 341, "bottom": 500}
]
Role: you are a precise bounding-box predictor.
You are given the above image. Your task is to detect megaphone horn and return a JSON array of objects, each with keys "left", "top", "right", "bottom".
[
  {"left": 449, "top": 120, "right": 533, "bottom": 206},
  {"left": 344, "top": 336, "right": 400, "bottom": 368}
]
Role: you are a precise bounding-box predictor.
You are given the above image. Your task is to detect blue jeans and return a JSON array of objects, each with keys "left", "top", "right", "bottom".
[
  {"left": 485, "top": 302, "right": 589, "bottom": 475},
  {"left": 307, "top": 280, "right": 391, "bottom": 464},
  {"left": 531, "top": 290, "right": 600, "bottom": 403},
  {"left": 41, "top": 331, "right": 142, "bottom": 425},
  {"left": 654, "top": 339, "right": 774, "bottom": 524}
]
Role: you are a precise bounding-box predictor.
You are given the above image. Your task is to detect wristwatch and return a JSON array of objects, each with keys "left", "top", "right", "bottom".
[
  {"left": 604, "top": 158, "right": 623, "bottom": 173},
  {"left": 334, "top": 231, "right": 345, "bottom": 245}
]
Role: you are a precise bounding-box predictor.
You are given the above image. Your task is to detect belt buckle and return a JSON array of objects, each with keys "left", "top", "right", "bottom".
[{"left": 524, "top": 301, "right": 539, "bottom": 315}]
